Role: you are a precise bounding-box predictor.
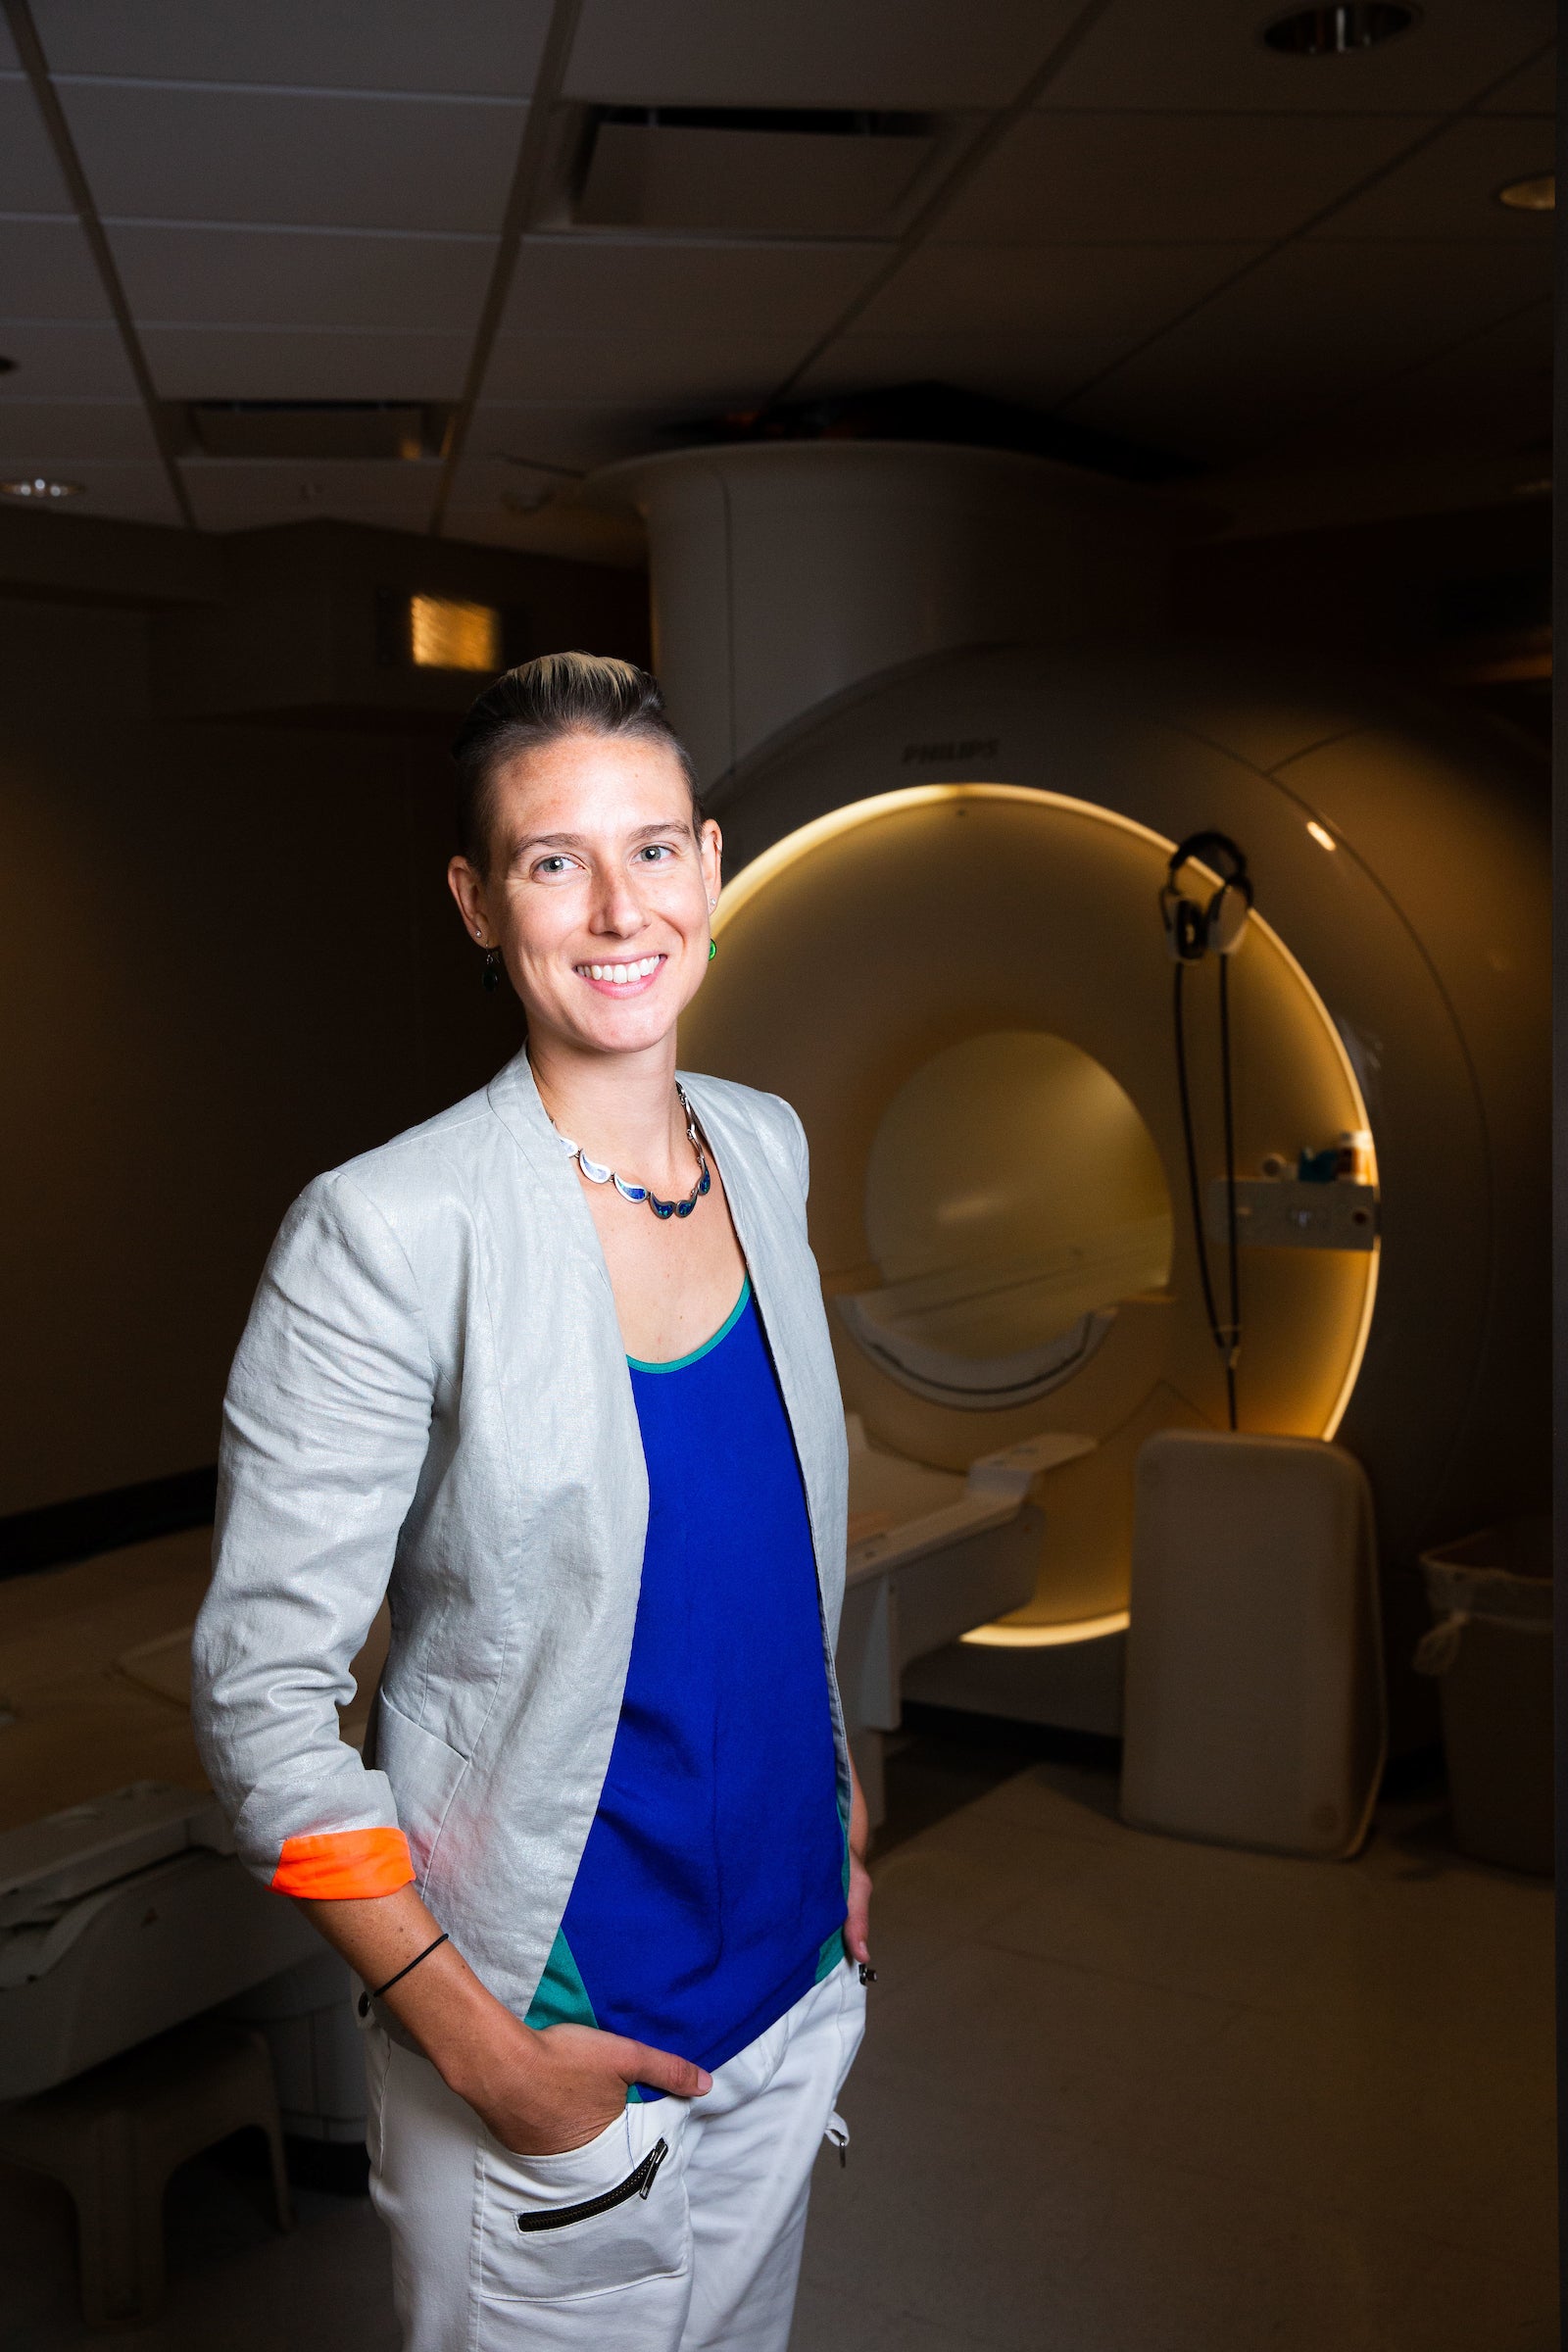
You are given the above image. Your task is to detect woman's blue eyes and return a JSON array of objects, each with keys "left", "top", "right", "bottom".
[{"left": 534, "top": 844, "right": 675, "bottom": 877}]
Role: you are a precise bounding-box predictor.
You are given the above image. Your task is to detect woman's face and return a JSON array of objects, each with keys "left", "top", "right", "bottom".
[{"left": 447, "top": 730, "right": 722, "bottom": 1060}]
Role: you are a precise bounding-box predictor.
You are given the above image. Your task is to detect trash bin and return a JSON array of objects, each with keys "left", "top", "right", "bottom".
[{"left": 1415, "top": 1517, "right": 1552, "bottom": 1876}]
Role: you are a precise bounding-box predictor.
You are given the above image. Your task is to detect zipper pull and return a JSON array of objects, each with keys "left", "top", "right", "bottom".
[{"left": 639, "top": 2138, "right": 669, "bottom": 2199}]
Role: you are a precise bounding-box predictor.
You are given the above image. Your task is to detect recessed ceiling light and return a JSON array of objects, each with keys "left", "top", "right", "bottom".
[
  {"left": 1262, "top": 5, "right": 1419, "bottom": 56},
  {"left": 0, "top": 475, "right": 82, "bottom": 502},
  {"left": 1496, "top": 173, "right": 1554, "bottom": 213}
]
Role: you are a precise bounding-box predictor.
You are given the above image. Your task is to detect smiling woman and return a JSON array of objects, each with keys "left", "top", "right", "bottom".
[{"left": 189, "top": 651, "right": 870, "bottom": 2352}]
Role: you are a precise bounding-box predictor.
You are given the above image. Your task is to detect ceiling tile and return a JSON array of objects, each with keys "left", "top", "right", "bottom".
[
  {"left": 483, "top": 330, "right": 818, "bottom": 409},
  {"left": 0, "top": 458, "right": 180, "bottom": 525},
  {"left": 0, "top": 218, "right": 111, "bottom": 318},
  {"left": 1043, "top": 0, "right": 1556, "bottom": 114},
  {"left": 501, "top": 236, "right": 891, "bottom": 342},
  {"left": 107, "top": 222, "right": 495, "bottom": 333},
  {"left": 566, "top": 0, "right": 1080, "bottom": 109},
  {"left": 138, "top": 325, "right": 472, "bottom": 401},
  {"left": 1306, "top": 114, "right": 1556, "bottom": 239},
  {"left": 31, "top": 2, "right": 552, "bottom": 97},
  {"left": 1232, "top": 296, "right": 1552, "bottom": 472},
  {"left": 1058, "top": 236, "right": 1554, "bottom": 460},
  {"left": 179, "top": 456, "right": 440, "bottom": 533},
  {"left": 1480, "top": 45, "right": 1556, "bottom": 112},
  {"left": 0, "top": 75, "right": 73, "bottom": 212},
  {"left": 0, "top": 399, "right": 160, "bottom": 461},
  {"left": 854, "top": 240, "right": 1261, "bottom": 340},
  {"left": 59, "top": 84, "right": 524, "bottom": 234},
  {"left": 934, "top": 111, "right": 1439, "bottom": 246},
  {"left": 0, "top": 318, "right": 136, "bottom": 395}
]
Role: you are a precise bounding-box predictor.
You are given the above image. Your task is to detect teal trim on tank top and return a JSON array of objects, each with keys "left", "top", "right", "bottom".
[
  {"left": 822, "top": 1784, "right": 850, "bottom": 1975},
  {"left": 524, "top": 1930, "right": 653, "bottom": 2103},
  {"left": 626, "top": 1276, "right": 752, "bottom": 1374},
  {"left": 531, "top": 1937, "right": 658, "bottom": 2107},
  {"left": 524, "top": 1928, "right": 599, "bottom": 2034}
]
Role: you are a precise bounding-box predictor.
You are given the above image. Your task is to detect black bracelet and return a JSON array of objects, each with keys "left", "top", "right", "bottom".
[{"left": 357, "top": 1932, "right": 449, "bottom": 2018}]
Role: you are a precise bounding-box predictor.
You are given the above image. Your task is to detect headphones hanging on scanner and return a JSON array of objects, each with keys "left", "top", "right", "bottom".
[{"left": 1159, "top": 831, "right": 1253, "bottom": 961}]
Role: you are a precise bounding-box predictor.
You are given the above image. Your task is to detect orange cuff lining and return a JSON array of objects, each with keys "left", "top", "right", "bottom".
[{"left": 270, "top": 1826, "right": 414, "bottom": 1900}]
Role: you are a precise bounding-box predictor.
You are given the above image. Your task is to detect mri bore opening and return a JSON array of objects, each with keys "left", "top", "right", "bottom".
[{"left": 840, "top": 1031, "right": 1174, "bottom": 1410}]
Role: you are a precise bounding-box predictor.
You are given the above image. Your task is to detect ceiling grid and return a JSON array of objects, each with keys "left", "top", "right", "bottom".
[
  {"left": 0, "top": 0, "right": 1552, "bottom": 549},
  {"left": 3, "top": 0, "right": 194, "bottom": 525}
]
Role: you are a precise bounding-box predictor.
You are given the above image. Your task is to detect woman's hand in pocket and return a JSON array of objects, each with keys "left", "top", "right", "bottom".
[
  {"left": 459, "top": 2015, "right": 710, "bottom": 2157},
  {"left": 845, "top": 1747, "right": 873, "bottom": 1970}
]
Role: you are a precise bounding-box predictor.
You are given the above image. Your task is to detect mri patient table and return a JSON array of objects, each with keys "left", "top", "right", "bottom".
[{"left": 838, "top": 1419, "right": 1094, "bottom": 1822}]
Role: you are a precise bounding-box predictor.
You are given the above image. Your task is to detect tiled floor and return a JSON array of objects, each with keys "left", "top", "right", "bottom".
[{"left": 1, "top": 1727, "right": 1555, "bottom": 2352}]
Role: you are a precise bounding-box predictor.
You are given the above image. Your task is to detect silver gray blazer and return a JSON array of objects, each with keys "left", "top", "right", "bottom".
[{"left": 190, "top": 1050, "right": 851, "bottom": 2019}]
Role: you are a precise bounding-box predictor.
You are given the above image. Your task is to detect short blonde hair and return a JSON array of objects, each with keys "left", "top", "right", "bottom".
[{"left": 451, "top": 651, "right": 699, "bottom": 873}]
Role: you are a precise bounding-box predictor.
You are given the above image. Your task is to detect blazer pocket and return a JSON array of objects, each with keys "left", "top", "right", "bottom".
[{"left": 371, "top": 1691, "right": 469, "bottom": 1881}]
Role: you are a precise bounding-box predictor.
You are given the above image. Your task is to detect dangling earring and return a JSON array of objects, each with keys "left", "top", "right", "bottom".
[
  {"left": 483, "top": 948, "right": 501, "bottom": 994},
  {"left": 708, "top": 937, "right": 718, "bottom": 961}
]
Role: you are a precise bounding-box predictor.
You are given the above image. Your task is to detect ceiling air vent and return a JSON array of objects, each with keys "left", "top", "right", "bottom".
[
  {"left": 1261, "top": 6, "right": 1419, "bottom": 56},
  {"left": 574, "top": 106, "right": 936, "bottom": 236},
  {"left": 183, "top": 402, "right": 453, "bottom": 463}
]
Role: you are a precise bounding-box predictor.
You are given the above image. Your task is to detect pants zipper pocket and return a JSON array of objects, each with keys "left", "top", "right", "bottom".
[{"left": 514, "top": 2137, "right": 668, "bottom": 2232}]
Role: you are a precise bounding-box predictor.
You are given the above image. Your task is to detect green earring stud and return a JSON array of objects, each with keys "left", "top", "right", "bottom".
[{"left": 709, "top": 937, "right": 718, "bottom": 961}]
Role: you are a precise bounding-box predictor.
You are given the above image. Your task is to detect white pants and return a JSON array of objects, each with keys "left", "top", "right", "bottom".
[{"left": 365, "top": 1961, "right": 866, "bottom": 2352}]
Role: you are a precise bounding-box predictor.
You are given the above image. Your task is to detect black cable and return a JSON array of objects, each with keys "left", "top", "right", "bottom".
[
  {"left": 1172, "top": 956, "right": 1240, "bottom": 1432},
  {"left": 1173, "top": 960, "right": 1222, "bottom": 1348},
  {"left": 1216, "top": 952, "right": 1242, "bottom": 1432}
]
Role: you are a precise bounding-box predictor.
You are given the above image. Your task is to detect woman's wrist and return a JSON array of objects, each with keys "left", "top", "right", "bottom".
[{"left": 380, "top": 1942, "right": 528, "bottom": 2092}]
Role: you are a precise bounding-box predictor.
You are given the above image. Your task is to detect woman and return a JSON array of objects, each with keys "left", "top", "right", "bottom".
[{"left": 192, "top": 653, "right": 871, "bottom": 2352}]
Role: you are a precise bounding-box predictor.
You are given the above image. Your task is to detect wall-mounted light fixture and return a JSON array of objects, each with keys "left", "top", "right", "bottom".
[
  {"left": 1496, "top": 174, "right": 1554, "bottom": 213},
  {"left": 410, "top": 595, "right": 503, "bottom": 672},
  {"left": 373, "top": 592, "right": 506, "bottom": 674}
]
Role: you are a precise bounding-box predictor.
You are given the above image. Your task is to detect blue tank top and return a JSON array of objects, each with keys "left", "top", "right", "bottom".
[{"left": 524, "top": 1276, "right": 847, "bottom": 2093}]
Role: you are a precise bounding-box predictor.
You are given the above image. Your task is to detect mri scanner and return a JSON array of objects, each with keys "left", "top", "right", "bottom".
[
  {"left": 1, "top": 439, "right": 1548, "bottom": 2112},
  {"left": 600, "top": 440, "right": 1550, "bottom": 1756}
]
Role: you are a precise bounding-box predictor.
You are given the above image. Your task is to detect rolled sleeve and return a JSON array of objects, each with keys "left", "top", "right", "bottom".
[{"left": 192, "top": 1171, "right": 435, "bottom": 1894}]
